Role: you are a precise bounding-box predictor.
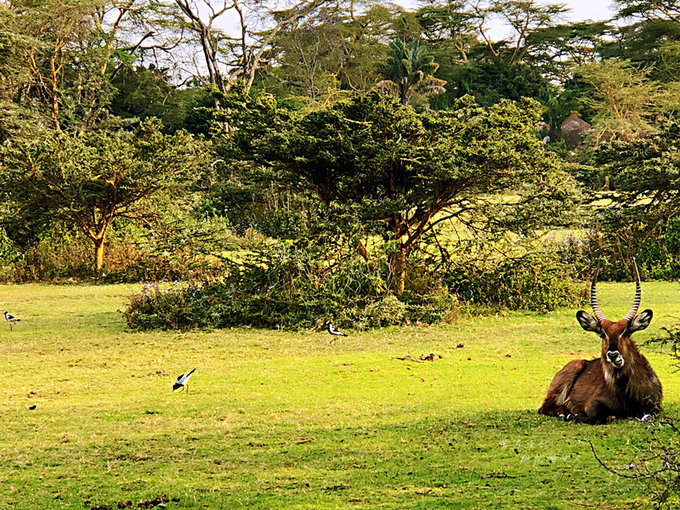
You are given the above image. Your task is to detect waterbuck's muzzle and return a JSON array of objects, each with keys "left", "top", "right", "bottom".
[{"left": 607, "top": 350, "right": 624, "bottom": 368}]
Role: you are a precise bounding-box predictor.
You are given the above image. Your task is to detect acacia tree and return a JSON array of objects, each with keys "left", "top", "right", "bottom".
[
  {"left": 578, "top": 60, "right": 680, "bottom": 143},
  {"left": 244, "top": 92, "right": 573, "bottom": 294},
  {"left": 168, "top": 0, "right": 332, "bottom": 94},
  {"left": 0, "top": 120, "right": 208, "bottom": 273},
  {"left": 594, "top": 121, "right": 680, "bottom": 208},
  {"left": 417, "top": 0, "right": 479, "bottom": 64}
]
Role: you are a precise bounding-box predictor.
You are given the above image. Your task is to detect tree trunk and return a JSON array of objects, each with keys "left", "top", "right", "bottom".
[
  {"left": 389, "top": 246, "right": 407, "bottom": 295},
  {"left": 94, "top": 237, "right": 105, "bottom": 275}
]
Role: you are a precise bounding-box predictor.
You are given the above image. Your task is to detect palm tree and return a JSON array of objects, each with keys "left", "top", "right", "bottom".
[{"left": 377, "top": 39, "right": 447, "bottom": 106}]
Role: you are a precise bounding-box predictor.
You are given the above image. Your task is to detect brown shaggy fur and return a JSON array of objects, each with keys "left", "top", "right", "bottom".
[{"left": 539, "top": 315, "right": 662, "bottom": 424}]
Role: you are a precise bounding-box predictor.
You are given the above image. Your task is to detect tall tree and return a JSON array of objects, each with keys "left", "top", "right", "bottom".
[
  {"left": 237, "top": 92, "right": 573, "bottom": 294},
  {"left": 526, "top": 22, "right": 612, "bottom": 81},
  {"left": 4, "top": 0, "right": 102, "bottom": 131},
  {"left": 487, "top": 0, "right": 568, "bottom": 64},
  {"left": 169, "top": 0, "right": 332, "bottom": 94},
  {"left": 0, "top": 0, "right": 167, "bottom": 135},
  {"left": 265, "top": 5, "right": 347, "bottom": 104},
  {"left": 577, "top": 60, "right": 680, "bottom": 143},
  {"left": 615, "top": 0, "right": 680, "bottom": 22},
  {"left": 0, "top": 120, "right": 208, "bottom": 273},
  {"left": 417, "top": 0, "right": 479, "bottom": 63},
  {"left": 608, "top": 0, "right": 680, "bottom": 83}
]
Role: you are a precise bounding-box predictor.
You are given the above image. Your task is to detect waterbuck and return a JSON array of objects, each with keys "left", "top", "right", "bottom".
[{"left": 538, "top": 260, "right": 662, "bottom": 424}]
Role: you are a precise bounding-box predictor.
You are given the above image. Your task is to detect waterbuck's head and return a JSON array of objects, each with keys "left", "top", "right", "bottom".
[{"left": 575, "top": 259, "right": 653, "bottom": 371}]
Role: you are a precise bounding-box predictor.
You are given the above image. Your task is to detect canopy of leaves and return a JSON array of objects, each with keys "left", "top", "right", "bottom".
[
  {"left": 593, "top": 121, "right": 680, "bottom": 215},
  {"left": 435, "top": 60, "right": 553, "bottom": 108},
  {"left": 254, "top": 92, "right": 574, "bottom": 243},
  {"left": 577, "top": 60, "right": 680, "bottom": 143},
  {"left": 0, "top": 120, "right": 208, "bottom": 250}
]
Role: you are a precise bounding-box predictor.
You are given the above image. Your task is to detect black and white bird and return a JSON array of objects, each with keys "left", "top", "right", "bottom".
[
  {"left": 325, "top": 321, "right": 347, "bottom": 337},
  {"left": 4, "top": 311, "right": 20, "bottom": 330},
  {"left": 172, "top": 368, "right": 196, "bottom": 392}
]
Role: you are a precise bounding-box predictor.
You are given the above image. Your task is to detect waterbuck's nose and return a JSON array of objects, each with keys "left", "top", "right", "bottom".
[{"left": 607, "top": 351, "right": 620, "bottom": 362}]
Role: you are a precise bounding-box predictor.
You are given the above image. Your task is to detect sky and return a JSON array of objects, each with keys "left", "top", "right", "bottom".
[
  {"left": 398, "top": 0, "right": 615, "bottom": 20},
  {"left": 397, "top": 0, "right": 617, "bottom": 39},
  {"left": 559, "top": 0, "right": 616, "bottom": 22}
]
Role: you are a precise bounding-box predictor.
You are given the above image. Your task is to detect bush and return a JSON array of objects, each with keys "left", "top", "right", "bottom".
[
  {"left": 0, "top": 218, "right": 235, "bottom": 283},
  {"left": 123, "top": 242, "right": 460, "bottom": 330},
  {"left": 446, "top": 253, "right": 585, "bottom": 313},
  {"left": 556, "top": 224, "right": 680, "bottom": 282},
  {"left": 124, "top": 283, "right": 196, "bottom": 330},
  {"left": 123, "top": 235, "right": 587, "bottom": 331}
]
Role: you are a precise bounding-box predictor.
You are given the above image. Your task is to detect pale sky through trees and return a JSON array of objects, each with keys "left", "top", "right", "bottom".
[
  {"left": 397, "top": 0, "right": 615, "bottom": 38},
  {"left": 399, "top": 0, "right": 615, "bottom": 20}
]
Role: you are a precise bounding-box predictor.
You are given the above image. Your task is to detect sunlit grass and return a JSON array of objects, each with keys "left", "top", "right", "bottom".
[{"left": 0, "top": 282, "right": 678, "bottom": 508}]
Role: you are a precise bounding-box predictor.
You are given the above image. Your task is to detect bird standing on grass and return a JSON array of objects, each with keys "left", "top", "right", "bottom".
[
  {"left": 173, "top": 368, "right": 196, "bottom": 392},
  {"left": 325, "top": 321, "right": 347, "bottom": 338},
  {"left": 4, "top": 311, "right": 20, "bottom": 331}
]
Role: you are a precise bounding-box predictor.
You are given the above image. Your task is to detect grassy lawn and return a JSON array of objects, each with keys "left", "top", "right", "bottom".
[{"left": 0, "top": 282, "right": 679, "bottom": 509}]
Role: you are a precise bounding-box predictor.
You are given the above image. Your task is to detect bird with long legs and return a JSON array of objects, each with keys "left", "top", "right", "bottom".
[{"left": 4, "top": 311, "right": 20, "bottom": 331}]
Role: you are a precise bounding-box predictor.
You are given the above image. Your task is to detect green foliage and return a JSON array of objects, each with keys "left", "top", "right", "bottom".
[
  {"left": 110, "top": 66, "right": 208, "bottom": 132},
  {"left": 0, "top": 219, "right": 231, "bottom": 284},
  {"left": 571, "top": 121, "right": 680, "bottom": 280},
  {"left": 0, "top": 120, "right": 209, "bottom": 271},
  {"left": 592, "top": 121, "right": 680, "bottom": 205},
  {"left": 577, "top": 60, "right": 680, "bottom": 143},
  {"left": 266, "top": 8, "right": 346, "bottom": 104},
  {"left": 124, "top": 229, "right": 587, "bottom": 331},
  {"left": 124, "top": 283, "right": 195, "bottom": 330},
  {"left": 377, "top": 39, "right": 446, "bottom": 106},
  {"left": 236, "top": 91, "right": 574, "bottom": 294},
  {"left": 124, "top": 241, "right": 459, "bottom": 331},
  {"left": 560, "top": 224, "right": 680, "bottom": 281},
  {"left": 446, "top": 252, "right": 585, "bottom": 312},
  {"left": 433, "top": 61, "right": 554, "bottom": 108}
]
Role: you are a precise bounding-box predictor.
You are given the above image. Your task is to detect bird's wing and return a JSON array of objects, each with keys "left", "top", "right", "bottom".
[{"left": 178, "top": 369, "right": 196, "bottom": 384}]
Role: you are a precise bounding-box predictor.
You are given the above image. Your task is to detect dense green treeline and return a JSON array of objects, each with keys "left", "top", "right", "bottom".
[{"left": 0, "top": 0, "right": 679, "bottom": 328}]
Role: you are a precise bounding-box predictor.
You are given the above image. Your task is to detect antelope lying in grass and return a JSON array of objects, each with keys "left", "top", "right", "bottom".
[{"left": 538, "top": 260, "right": 662, "bottom": 424}]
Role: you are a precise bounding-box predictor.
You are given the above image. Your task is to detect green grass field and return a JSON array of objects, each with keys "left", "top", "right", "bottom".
[{"left": 1, "top": 282, "right": 679, "bottom": 509}]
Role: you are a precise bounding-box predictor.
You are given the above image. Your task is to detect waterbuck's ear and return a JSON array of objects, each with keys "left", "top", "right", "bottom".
[
  {"left": 576, "top": 311, "right": 602, "bottom": 334},
  {"left": 629, "top": 309, "right": 653, "bottom": 333}
]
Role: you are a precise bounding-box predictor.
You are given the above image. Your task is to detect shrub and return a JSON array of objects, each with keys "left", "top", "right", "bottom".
[
  {"left": 125, "top": 283, "right": 196, "bottom": 330},
  {"left": 123, "top": 242, "right": 460, "bottom": 331},
  {"left": 446, "top": 253, "right": 585, "bottom": 313},
  {"left": 556, "top": 224, "right": 680, "bottom": 282}
]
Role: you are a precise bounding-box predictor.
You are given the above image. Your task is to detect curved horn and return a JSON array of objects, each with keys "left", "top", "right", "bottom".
[
  {"left": 622, "top": 257, "right": 642, "bottom": 322},
  {"left": 590, "top": 267, "right": 607, "bottom": 322}
]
